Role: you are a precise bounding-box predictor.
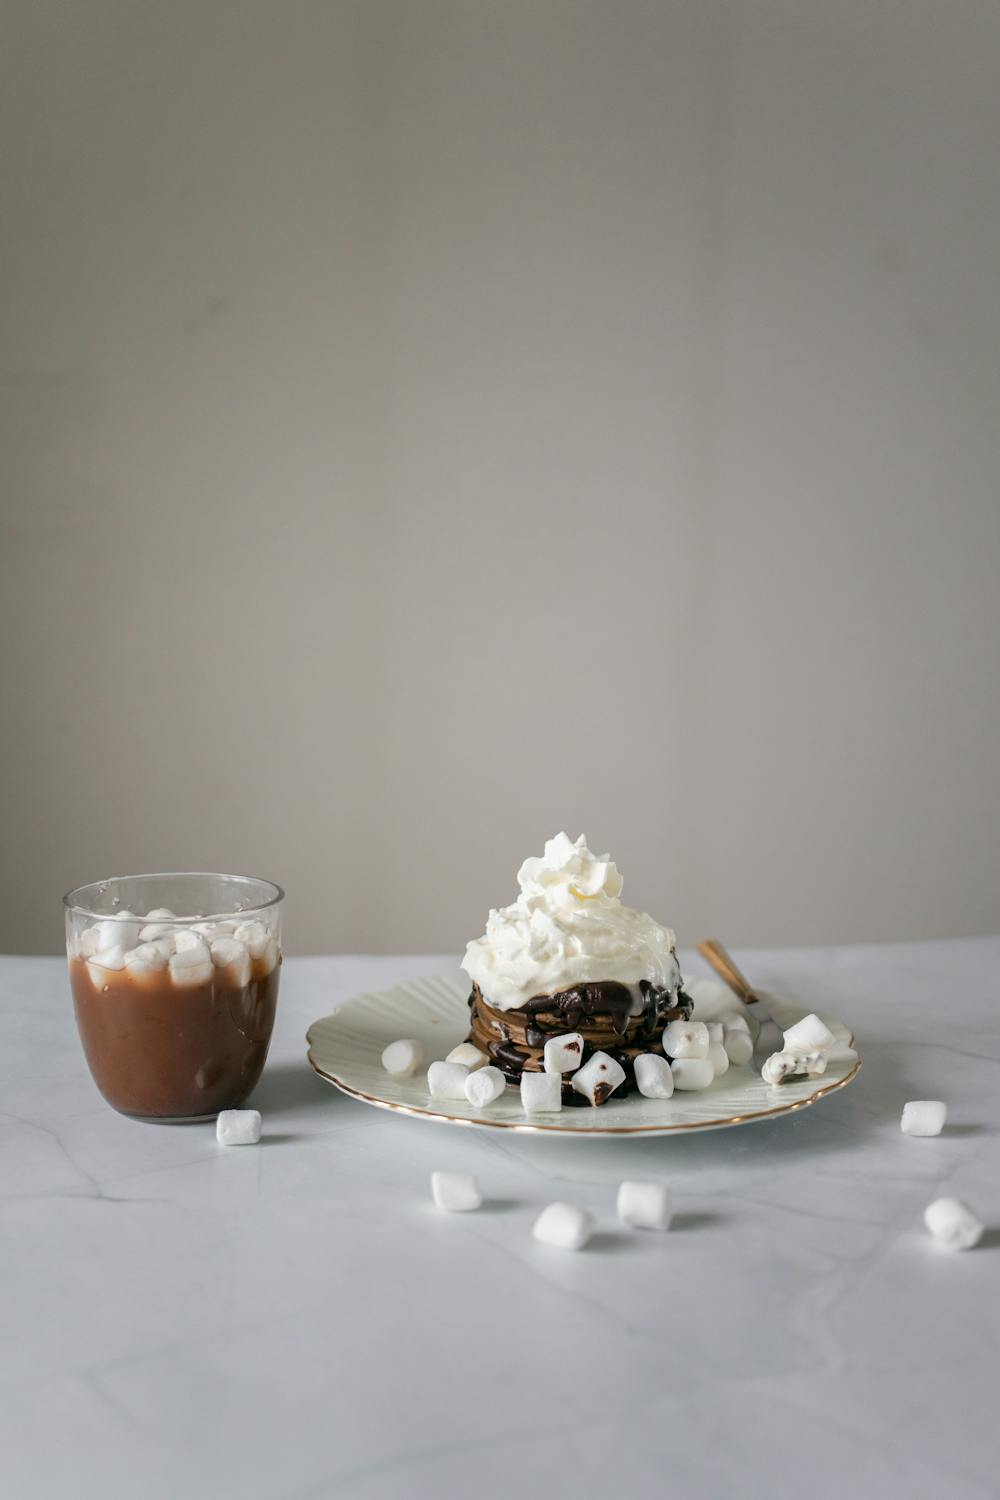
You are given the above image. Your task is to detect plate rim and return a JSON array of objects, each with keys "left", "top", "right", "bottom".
[{"left": 304, "top": 976, "right": 861, "bottom": 1138}]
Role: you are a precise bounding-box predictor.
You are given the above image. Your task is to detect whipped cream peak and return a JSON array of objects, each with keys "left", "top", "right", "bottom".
[
  {"left": 516, "top": 832, "right": 623, "bottom": 906},
  {"left": 461, "top": 833, "right": 681, "bottom": 1012}
]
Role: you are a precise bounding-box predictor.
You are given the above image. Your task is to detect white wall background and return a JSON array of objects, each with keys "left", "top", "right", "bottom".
[{"left": 2, "top": 0, "right": 998, "bottom": 955}]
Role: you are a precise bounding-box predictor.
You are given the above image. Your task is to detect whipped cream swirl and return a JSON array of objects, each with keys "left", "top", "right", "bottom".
[{"left": 461, "top": 833, "right": 681, "bottom": 1012}]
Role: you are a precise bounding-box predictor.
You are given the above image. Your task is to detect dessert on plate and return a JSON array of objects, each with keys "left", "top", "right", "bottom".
[{"left": 461, "top": 833, "right": 692, "bottom": 1105}]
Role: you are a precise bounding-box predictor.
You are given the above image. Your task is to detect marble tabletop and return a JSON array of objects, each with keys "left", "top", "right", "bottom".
[{"left": 2, "top": 941, "right": 998, "bottom": 1500}]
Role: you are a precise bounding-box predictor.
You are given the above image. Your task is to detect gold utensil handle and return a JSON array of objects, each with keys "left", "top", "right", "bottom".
[{"left": 696, "top": 938, "right": 758, "bottom": 1005}]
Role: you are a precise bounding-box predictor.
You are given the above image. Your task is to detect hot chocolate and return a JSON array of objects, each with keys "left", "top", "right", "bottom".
[
  {"left": 69, "top": 952, "right": 280, "bottom": 1118},
  {"left": 64, "top": 875, "right": 284, "bottom": 1121}
]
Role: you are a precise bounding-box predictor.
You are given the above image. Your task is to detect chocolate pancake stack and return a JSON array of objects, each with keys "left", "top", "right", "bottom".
[{"left": 466, "top": 978, "right": 693, "bottom": 1105}]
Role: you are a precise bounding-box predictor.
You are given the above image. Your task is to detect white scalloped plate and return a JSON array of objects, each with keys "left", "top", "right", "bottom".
[{"left": 305, "top": 974, "right": 861, "bottom": 1137}]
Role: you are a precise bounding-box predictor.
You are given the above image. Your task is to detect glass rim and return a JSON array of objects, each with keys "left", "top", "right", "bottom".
[{"left": 62, "top": 871, "right": 285, "bottom": 922}]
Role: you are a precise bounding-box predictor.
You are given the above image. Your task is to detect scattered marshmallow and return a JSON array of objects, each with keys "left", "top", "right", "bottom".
[
  {"left": 465, "top": 1066, "right": 506, "bottom": 1109},
  {"left": 427, "top": 1061, "right": 470, "bottom": 1100},
  {"left": 571, "top": 1051, "right": 626, "bottom": 1106},
  {"left": 431, "top": 1170, "right": 482, "bottom": 1212},
  {"left": 901, "top": 1101, "right": 948, "bottom": 1137},
  {"left": 446, "top": 1042, "right": 488, "bottom": 1071},
  {"left": 123, "top": 941, "right": 169, "bottom": 975},
  {"left": 532, "top": 1202, "right": 594, "bottom": 1251},
  {"left": 708, "top": 1041, "right": 730, "bottom": 1078},
  {"left": 521, "top": 1070, "right": 563, "bottom": 1114},
  {"left": 543, "top": 1033, "right": 585, "bottom": 1074},
  {"left": 617, "top": 1180, "right": 672, "bottom": 1231},
  {"left": 924, "top": 1197, "right": 983, "bottom": 1250},
  {"left": 671, "top": 1057, "right": 715, "bottom": 1091},
  {"left": 723, "top": 1024, "right": 754, "bottom": 1066},
  {"left": 216, "top": 1109, "right": 262, "bottom": 1146},
  {"left": 725, "top": 1011, "right": 751, "bottom": 1034},
  {"left": 782, "top": 1014, "right": 836, "bottom": 1054},
  {"left": 210, "top": 936, "right": 251, "bottom": 986},
  {"left": 663, "top": 1020, "right": 710, "bottom": 1060},
  {"left": 144, "top": 908, "right": 176, "bottom": 921},
  {"left": 761, "top": 1049, "right": 827, "bottom": 1085},
  {"left": 633, "top": 1053, "right": 675, "bottom": 1099},
  {"left": 706, "top": 1022, "right": 725, "bottom": 1044},
  {"left": 168, "top": 944, "right": 213, "bottom": 986},
  {"left": 761, "top": 1052, "right": 797, "bottom": 1085},
  {"left": 381, "top": 1039, "right": 425, "bottom": 1078}
]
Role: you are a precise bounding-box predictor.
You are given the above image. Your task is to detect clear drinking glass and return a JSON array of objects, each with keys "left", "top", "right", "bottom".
[{"left": 63, "top": 872, "right": 284, "bottom": 1121}]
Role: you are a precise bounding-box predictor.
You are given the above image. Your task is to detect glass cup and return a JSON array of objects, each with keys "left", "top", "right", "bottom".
[{"left": 63, "top": 872, "right": 284, "bottom": 1121}]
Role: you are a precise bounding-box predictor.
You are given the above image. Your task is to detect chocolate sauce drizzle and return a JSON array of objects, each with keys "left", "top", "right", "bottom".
[{"left": 466, "top": 979, "right": 693, "bottom": 1106}]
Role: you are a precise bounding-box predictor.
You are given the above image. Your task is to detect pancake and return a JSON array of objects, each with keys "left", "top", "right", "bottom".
[{"left": 466, "top": 979, "right": 693, "bottom": 1105}]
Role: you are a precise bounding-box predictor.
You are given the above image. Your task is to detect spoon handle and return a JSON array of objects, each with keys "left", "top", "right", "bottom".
[{"left": 696, "top": 938, "right": 759, "bottom": 1005}]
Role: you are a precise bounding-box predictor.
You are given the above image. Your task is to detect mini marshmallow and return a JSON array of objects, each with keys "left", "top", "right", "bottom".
[
  {"left": 617, "top": 1180, "right": 672, "bottom": 1231},
  {"left": 521, "top": 1070, "right": 563, "bottom": 1114},
  {"left": 210, "top": 937, "right": 251, "bottom": 986},
  {"left": 78, "top": 927, "right": 103, "bottom": 957},
  {"left": 139, "top": 923, "right": 178, "bottom": 943},
  {"left": 233, "top": 920, "right": 271, "bottom": 958},
  {"left": 725, "top": 1011, "right": 751, "bottom": 1034},
  {"left": 168, "top": 945, "right": 213, "bottom": 986},
  {"left": 924, "top": 1197, "right": 983, "bottom": 1250},
  {"left": 543, "top": 1033, "right": 585, "bottom": 1074},
  {"left": 532, "top": 1202, "right": 594, "bottom": 1251},
  {"left": 216, "top": 1109, "right": 262, "bottom": 1146},
  {"left": 446, "top": 1042, "right": 488, "bottom": 1071},
  {"left": 723, "top": 1025, "right": 754, "bottom": 1066},
  {"left": 571, "top": 1051, "right": 626, "bottom": 1106},
  {"left": 171, "top": 934, "right": 209, "bottom": 962},
  {"left": 901, "top": 1100, "right": 948, "bottom": 1137},
  {"left": 175, "top": 928, "right": 210, "bottom": 953},
  {"left": 144, "top": 908, "right": 176, "bottom": 922},
  {"left": 465, "top": 1066, "right": 506, "bottom": 1109},
  {"left": 663, "top": 1020, "right": 710, "bottom": 1060},
  {"left": 671, "top": 1057, "right": 715, "bottom": 1091},
  {"left": 427, "top": 1061, "right": 470, "bottom": 1100},
  {"left": 123, "top": 941, "right": 169, "bottom": 974},
  {"left": 146, "top": 936, "right": 176, "bottom": 961},
  {"left": 761, "top": 1051, "right": 796, "bottom": 1085},
  {"left": 88, "top": 946, "right": 126, "bottom": 982},
  {"left": 782, "top": 1014, "right": 836, "bottom": 1054},
  {"left": 762, "top": 1049, "right": 826, "bottom": 1085},
  {"left": 95, "top": 912, "right": 142, "bottom": 951},
  {"left": 381, "top": 1039, "right": 425, "bottom": 1078},
  {"left": 708, "top": 1041, "right": 730, "bottom": 1078},
  {"left": 254, "top": 936, "right": 281, "bottom": 975},
  {"left": 706, "top": 1022, "right": 725, "bottom": 1044},
  {"left": 633, "top": 1053, "right": 674, "bottom": 1099},
  {"left": 431, "top": 1171, "right": 482, "bottom": 1212},
  {"left": 93, "top": 945, "right": 127, "bottom": 969}
]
